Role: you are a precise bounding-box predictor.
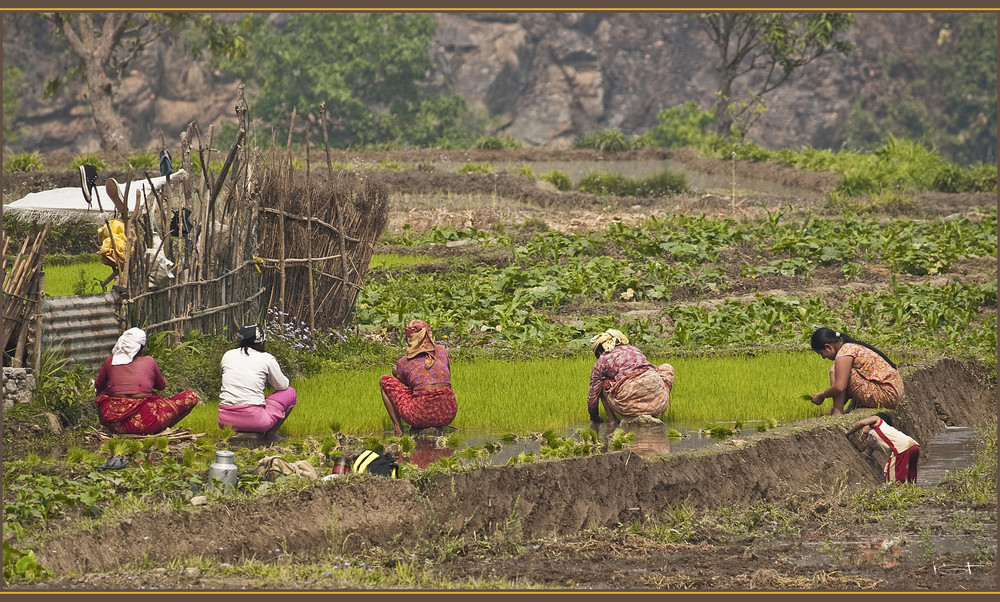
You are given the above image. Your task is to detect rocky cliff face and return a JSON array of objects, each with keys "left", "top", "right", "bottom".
[{"left": 3, "top": 12, "right": 952, "bottom": 154}]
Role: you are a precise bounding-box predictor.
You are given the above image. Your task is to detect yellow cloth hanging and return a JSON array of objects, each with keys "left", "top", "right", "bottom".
[{"left": 98, "top": 219, "right": 127, "bottom": 268}]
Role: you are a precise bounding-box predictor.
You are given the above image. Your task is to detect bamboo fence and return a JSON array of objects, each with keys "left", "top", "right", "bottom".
[
  {"left": 1, "top": 222, "right": 50, "bottom": 369},
  {"left": 6, "top": 87, "right": 390, "bottom": 352}
]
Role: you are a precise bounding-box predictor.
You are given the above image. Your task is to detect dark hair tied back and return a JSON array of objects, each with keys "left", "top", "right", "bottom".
[{"left": 809, "top": 327, "right": 897, "bottom": 370}]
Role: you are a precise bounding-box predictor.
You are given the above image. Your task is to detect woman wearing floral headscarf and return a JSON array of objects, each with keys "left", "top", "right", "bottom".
[
  {"left": 379, "top": 319, "right": 457, "bottom": 436},
  {"left": 94, "top": 327, "right": 199, "bottom": 435},
  {"left": 587, "top": 328, "right": 674, "bottom": 427},
  {"left": 218, "top": 324, "right": 297, "bottom": 443}
]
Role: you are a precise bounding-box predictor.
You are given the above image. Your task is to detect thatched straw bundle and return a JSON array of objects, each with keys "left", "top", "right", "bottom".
[{"left": 255, "top": 169, "right": 389, "bottom": 330}]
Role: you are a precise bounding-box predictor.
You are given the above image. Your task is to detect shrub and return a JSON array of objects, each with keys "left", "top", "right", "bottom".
[
  {"left": 965, "top": 164, "right": 998, "bottom": 193},
  {"left": 69, "top": 153, "right": 108, "bottom": 172},
  {"left": 578, "top": 168, "right": 687, "bottom": 197},
  {"left": 575, "top": 129, "right": 632, "bottom": 152},
  {"left": 375, "top": 160, "right": 404, "bottom": 171},
  {"left": 122, "top": 149, "right": 157, "bottom": 170},
  {"left": 647, "top": 101, "right": 716, "bottom": 150},
  {"left": 43, "top": 252, "right": 102, "bottom": 266},
  {"left": 540, "top": 170, "right": 572, "bottom": 191},
  {"left": 188, "top": 153, "right": 227, "bottom": 175},
  {"left": 639, "top": 169, "right": 688, "bottom": 196},
  {"left": 4, "top": 151, "right": 43, "bottom": 172},
  {"left": 932, "top": 162, "right": 998, "bottom": 193},
  {"left": 516, "top": 164, "right": 535, "bottom": 178},
  {"left": 578, "top": 171, "right": 629, "bottom": 195},
  {"left": 458, "top": 161, "right": 493, "bottom": 174},
  {"left": 3, "top": 215, "right": 99, "bottom": 256},
  {"left": 632, "top": 133, "right": 656, "bottom": 149}
]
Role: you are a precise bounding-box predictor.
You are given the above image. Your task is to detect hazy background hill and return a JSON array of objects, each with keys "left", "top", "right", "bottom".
[{"left": 3, "top": 11, "right": 995, "bottom": 165}]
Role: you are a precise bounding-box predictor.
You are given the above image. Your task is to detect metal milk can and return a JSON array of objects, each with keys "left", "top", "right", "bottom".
[{"left": 208, "top": 450, "right": 238, "bottom": 493}]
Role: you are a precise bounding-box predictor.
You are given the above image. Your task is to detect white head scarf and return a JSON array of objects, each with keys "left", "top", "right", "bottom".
[{"left": 111, "top": 327, "right": 147, "bottom": 365}]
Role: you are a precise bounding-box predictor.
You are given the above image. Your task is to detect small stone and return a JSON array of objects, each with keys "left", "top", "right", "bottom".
[{"left": 190, "top": 495, "right": 208, "bottom": 506}]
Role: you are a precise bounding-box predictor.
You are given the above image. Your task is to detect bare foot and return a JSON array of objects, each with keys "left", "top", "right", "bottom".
[{"left": 260, "top": 432, "right": 286, "bottom": 443}]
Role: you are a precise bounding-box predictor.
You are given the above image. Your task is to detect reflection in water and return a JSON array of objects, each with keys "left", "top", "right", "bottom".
[
  {"left": 844, "top": 539, "right": 903, "bottom": 568},
  {"left": 404, "top": 437, "right": 455, "bottom": 469},
  {"left": 624, "top": 423, "right": 671, "bottom": 456}
]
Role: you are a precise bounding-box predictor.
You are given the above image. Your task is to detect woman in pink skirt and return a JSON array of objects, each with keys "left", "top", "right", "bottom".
[
  {"left": 587, "top": 328, "right": 674, "bottom": 428},
  {"left": 218, "top": 324, "right": 297, "bottom": 443}
]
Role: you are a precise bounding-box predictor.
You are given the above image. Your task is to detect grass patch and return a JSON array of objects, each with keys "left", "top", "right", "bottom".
[
  {"left": 176, "top": 351, "right": 832, "bottom": 437},
  {"left": 43, "top": 261, "right": 109, "bottom": 296},
  {"left": 369, "top": 253, "right": 440, "bottom": 269}
]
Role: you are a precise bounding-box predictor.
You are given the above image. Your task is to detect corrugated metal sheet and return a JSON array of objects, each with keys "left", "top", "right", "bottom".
[{"left": 41, "top": 292, "right": 119, "bottom": 370}]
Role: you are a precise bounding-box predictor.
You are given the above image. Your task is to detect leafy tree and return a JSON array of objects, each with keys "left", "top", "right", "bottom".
[
  {"left": 647, "top": 101, "right": 716, "bottom": 150},
  {"left": 696, "top": 12, "right": 855, "bottom": 139},
  {"left": 843, "top": 13, "right": 997, "bottom": 165},
  {"left": 39, "top": 13, "right": 248, "bottom": 152},
  {"left": 217, "top": 13, "right": 484, "bottom": 148},
  {"left": 3, "top": 65, "right": 24, "bottom": 146}
]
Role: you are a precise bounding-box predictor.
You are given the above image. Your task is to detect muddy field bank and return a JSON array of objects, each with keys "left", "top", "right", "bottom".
[{"left": 32, "top": 357, "right": 995, "bottom": 580}]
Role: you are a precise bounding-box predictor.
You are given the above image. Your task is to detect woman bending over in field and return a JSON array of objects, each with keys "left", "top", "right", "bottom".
[
  {"left": 94, "top": 327, "right": 198, "bottom": 435},
  {"left": 587, "top": 329, "right": 674, "bottom": 428},
  {"left": 379, "top": 319, "right": 457, "bottom": 436},
  {"left": 809, "top": 327, "right": 903, "bottom": 415}
]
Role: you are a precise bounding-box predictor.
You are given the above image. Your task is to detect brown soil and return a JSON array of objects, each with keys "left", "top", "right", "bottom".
[{"left": 4, "top": 149, "right": 997, "bottom": 592}]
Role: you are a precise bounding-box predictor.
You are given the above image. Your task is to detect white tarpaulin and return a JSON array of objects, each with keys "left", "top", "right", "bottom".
[{"left": 5, "top": 169, "right": 187, "bottom": 224}]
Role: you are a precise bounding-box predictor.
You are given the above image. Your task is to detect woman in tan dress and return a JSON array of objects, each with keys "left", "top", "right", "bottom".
[{"left": 809, "top": 327, "right": 904, "bottom": 415}]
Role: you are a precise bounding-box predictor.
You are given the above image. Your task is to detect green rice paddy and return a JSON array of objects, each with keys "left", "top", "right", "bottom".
[
  {"left": 178, "top": 350, "right": 831, "bottom": 437},
  {"left": 42, "top": 261, "right": 108, "bottom": 296}
]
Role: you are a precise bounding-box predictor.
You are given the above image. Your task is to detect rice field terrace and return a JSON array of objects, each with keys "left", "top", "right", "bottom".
[{"left": 3, "top": 147, "right": 997, "bottom": 591}]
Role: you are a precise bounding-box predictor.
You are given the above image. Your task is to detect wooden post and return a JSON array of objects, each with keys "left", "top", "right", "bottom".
[
  {"left": 279, "top": 107, "right": 296, "bottom": 330},
  {"left": 319, "top": 101, "right": 350, "bottom": 325},
  {"left": 33, "top": 271, "right": 44, "bottom": 376},
  {"left": 305, "top": 126, "right": 316, "bottom": 334}
]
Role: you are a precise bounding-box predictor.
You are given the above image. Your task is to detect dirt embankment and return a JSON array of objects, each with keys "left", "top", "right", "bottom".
[{"left": 32, "top": 358, "right": 994, "bottom": 581}]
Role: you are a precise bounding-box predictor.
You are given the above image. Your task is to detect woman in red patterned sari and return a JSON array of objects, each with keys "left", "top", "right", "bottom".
[
  {"left": 379, "top": 319, "right": 457, "bottom": 436},
  {"left": 94, "top": 327, "right": 199, "bottom": 435}
]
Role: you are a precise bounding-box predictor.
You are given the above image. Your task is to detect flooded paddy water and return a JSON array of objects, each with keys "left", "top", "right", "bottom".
[
  {"left": 403, "top": 419, "right": 790, "bottom": 470},
  {"left": 401, "top": 420, "right": 985, "bottom": 482},
  {"left": 915, "top": 426, "right": 982, "bottom": 486}
]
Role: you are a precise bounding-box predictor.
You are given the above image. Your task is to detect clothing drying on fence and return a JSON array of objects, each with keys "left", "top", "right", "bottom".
[
  {"left": 94, "top": 327, "right": 198, "bottom": 435},
  {"left": 587, "top": 329, "right": 674, "bottom": 427},
  {"left": 809, "top": 327, "right": 904, "bottom": 415},
  {"left": 218, "top": 324, "right": 297, "bottom": 443},
  {"left": 379, "top": 319, "right": 457, "bottom": 436},
  {"left": 97, "top": 219, "right": 127, "bottom": 268}
]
